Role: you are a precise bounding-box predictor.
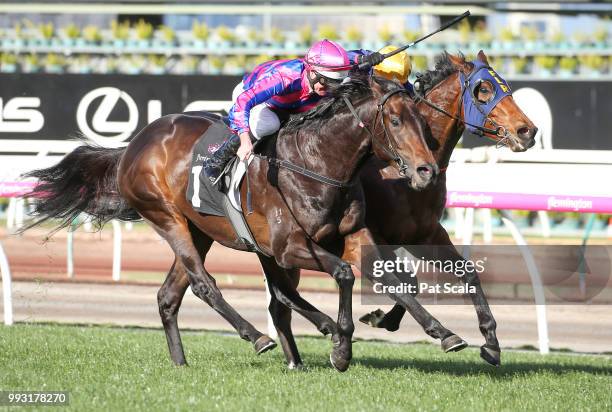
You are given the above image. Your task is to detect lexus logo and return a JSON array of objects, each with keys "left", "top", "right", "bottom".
[{"left": 76, "top": 87, "right": 138, "bottom": 144}]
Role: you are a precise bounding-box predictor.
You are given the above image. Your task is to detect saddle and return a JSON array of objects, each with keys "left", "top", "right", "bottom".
[{"left": 186, "top": 113, "right": 270, "bottom": 255}]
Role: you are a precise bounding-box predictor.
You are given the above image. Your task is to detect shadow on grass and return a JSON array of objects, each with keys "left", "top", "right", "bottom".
[{"left": 352, "top": 356, "right": 612, "bottom": 378}]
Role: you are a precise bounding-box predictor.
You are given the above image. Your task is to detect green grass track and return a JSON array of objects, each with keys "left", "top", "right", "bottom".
[{"left": 1, "top": 324, "right": 610, "bottom": 411}]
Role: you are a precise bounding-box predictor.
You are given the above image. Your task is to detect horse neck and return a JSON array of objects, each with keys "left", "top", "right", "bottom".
[
  {"left": 278, "top": 103, "right": 374, "bottom": 184},
  {"left": 418, "top": 72, "right": 464, "bottom": 169}
]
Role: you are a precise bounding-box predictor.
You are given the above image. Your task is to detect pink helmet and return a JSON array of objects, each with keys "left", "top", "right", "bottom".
[{"left": 305, "top": 39, "right": 350, "bottom": 80}]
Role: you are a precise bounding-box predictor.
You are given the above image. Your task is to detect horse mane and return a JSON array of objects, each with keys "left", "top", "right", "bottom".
[
  {"left": 283, "top": 74, "right": 403, "bottom": 133},
  {"left": 415, "top": 52, "right": 472, "bottom": 95}
]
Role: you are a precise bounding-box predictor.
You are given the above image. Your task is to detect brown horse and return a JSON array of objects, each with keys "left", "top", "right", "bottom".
[
  {"left": 21, "top": 75, "right": 437, "bottom": 372},
  {"left": 358, "top": 51, "right": 538, "bottom": 366},
  {"left": 258, "top": 51, "right": 538, "bottom": 368}
]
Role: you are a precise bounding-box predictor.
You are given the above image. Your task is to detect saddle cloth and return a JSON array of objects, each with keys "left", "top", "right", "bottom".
[{"left": 186, "top": 113, "right": 267, "bottom": 255}]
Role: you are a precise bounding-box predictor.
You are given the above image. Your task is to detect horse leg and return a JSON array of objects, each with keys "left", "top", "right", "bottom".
[
  {"left": 359, "top": 245, "right": 408, "bottom": 332},
  {"left": 277, "top": 235, "right": 355, "bottom": 372},
  {"left": 346, "top": 228, "right": 467, "bottom": 353},
  {"left": 428, "top": 228, "right": 501, "bottom": 365},
  {"left": 258, "top": 254, "right": 339, "bottom": 368},
  {"left": 267, "top": 290, "right": 302, "bottom": 368},
  {"left": 255, "top": 253, "right": 301, "bottom": 367},
  {"left": 157, "top": 258, "right": 190, "bottom": 365},
  {"left": 145, "top": 209, "right": 275, "bottom": 356}
]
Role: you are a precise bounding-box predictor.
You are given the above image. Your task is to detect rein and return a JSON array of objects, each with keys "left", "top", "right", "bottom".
[{"left": 253, "top": 153, "right": 356, "bottom": 188}]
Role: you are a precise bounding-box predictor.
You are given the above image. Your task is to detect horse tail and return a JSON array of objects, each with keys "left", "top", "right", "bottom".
[{"left": 19, "top": 143, "right": 140, "bottom": 235}]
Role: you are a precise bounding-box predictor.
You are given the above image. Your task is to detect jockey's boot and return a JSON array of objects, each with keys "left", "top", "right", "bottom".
[{"left": 201, "top": 133, "right": 241, "bottom": 185}]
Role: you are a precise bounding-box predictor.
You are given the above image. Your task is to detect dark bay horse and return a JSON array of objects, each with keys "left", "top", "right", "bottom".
[
  {"left": 357, "top": 51, "right": 538, "bottom": 366},
  {"left": 22, "top": 75, "right": 437, "bottom": 372},
  {"left": 259, "top": 51, "right": 538, "bottom": 368}
]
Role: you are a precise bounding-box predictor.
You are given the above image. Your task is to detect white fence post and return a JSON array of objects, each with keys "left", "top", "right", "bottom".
[
  {"left": 454, "top": 207, "right": 465, "bottom": 240},
  {"left": 482, "top": 208, "right": 493, "bottom": 244},
  {"left": 462, "top": 207, "right": 474, "bottom": 245},
  {"left": 15, "top": 198, "right": 24, "bottom": 229},
  {"left": 0, "top": 241, "right": 14, "bottom": 326},
  {"left": 501, "top": 212, "right": 550, "bottom": 354},
  {"left": 538, "top": 211, "right": 551, "bottom": 238},
  {"left": 6, "top": 198, "right": 16, "bottom": 231},
  {"left": 111, "top": 220, "right": 122, "bottom": 282},
  {"left": 67, "top": 226, "right": 74, "bottom": 278}
]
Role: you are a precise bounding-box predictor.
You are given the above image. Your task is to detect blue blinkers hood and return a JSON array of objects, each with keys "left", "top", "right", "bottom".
[{"left": 460, "top": 59, "right": 512, "bottom": 136}]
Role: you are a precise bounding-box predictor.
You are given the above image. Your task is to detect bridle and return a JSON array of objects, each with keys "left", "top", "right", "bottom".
[
  {"left": 343, "top": 87, "right": 414, "bottom": 177},
  {"left": 413, "top": 61, "right": 516, "bottom": 148}
]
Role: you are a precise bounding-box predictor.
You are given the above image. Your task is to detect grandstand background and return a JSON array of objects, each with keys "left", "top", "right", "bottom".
[
  {"left": 1, "top": 1, "right": 611, "bottom": 249},
  {"left": 1, "top": 1, "right": 611, "bottom": 148}
]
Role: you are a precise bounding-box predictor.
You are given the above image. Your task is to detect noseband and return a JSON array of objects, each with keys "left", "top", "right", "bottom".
[{"left": 343, "top": 88, "right": 414, "bottom": 177}]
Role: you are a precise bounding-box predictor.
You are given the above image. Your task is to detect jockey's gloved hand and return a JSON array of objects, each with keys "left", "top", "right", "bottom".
[{"left": 359, "top": 52, "right": 385, "bottom": 67}]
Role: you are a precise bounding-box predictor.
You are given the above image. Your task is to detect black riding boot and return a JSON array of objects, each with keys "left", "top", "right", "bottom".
[{"left": 201, "top": 133, "right": 241, "bottom": 185}]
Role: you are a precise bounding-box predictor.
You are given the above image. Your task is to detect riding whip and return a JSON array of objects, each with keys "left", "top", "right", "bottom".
[{"left": 357, "top": 10, "right": 471, "bottom": 70}]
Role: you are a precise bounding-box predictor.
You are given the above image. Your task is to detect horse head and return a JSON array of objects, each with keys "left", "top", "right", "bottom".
[
  {"left": 446, "top": 51, "right": 538, "bottom": 151},
  {"left": 367, "top": 76, "right": 438, "bottom": 190}
]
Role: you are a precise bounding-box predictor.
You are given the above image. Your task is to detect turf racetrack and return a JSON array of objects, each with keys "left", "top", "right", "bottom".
[{"left": 1, "top": 324, "right": 610, "bottom": 411}]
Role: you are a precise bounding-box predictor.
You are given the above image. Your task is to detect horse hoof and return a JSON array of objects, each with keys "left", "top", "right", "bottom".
[
  {"left": 359, "top": 309, "right": 399, "bottom": 331},
  {"left": 254, "top": 335, "right": 277, "bottom": 355},
  {"left": 359, "top": 309, "right": 385, "bottom": 327},
  {"left": 441, "top": 334, "right": 468, "bottom": 353},
  {"left": 287, "top": 362, "right": 304, "bottom": 370},
  {"left": 329, "top": 352, "right": 351, "bottom": 372},
  {"left": 480, "top": 345, "right": 501, "bottom": 367}
]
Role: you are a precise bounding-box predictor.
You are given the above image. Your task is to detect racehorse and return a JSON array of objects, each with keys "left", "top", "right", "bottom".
[
  {"left": 258, "top": 51, "right": 538, "bottom": 368},
  {"left": 358, "top": 51, "right": 537, "bottom": 367},
  {"left": 21, "top": 75, "right": 438, "bottom": 372}
]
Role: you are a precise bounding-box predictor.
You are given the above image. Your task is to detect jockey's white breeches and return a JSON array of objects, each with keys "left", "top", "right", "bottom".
[{"left": 232, "top": 81, "right": 280, "bottom": 140}]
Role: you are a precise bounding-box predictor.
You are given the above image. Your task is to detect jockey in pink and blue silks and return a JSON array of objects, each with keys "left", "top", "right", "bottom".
[{"left": 202, "top": 39, "right": 353, "bottom": 184}]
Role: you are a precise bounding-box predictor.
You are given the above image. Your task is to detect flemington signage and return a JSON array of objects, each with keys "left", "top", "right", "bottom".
[
  {"left": 0, "top": 73, "right": 241, "bottom": 145},
  {"left": 0, "top": 73, "right": 611, "bottom": 149},
  {"left": 446, "top": 191, "right": 612, "bottom": 213}
]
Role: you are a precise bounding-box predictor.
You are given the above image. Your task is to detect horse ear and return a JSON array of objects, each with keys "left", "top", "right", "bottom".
[
  {"left": 447, "top": 53, "right": 470, "bottom": 72},
  {"left": 477, "top": 50, "right": 489, "bottom": 65}
]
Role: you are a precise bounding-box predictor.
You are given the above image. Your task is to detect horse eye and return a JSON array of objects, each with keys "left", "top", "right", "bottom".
[
  {"left": 390, "top": 116, "right": 400, "bottom": 126},
  {"left": 477, "top": 87, "right": 493, "bottom": 103}
]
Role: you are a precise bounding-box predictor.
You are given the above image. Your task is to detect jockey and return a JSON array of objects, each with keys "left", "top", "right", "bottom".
[
  {"left": 349, "top": 45, "right": 414, "bottom": 95},
  {"left": 202, "top": 39, "right": 352, "bottom": 184}
]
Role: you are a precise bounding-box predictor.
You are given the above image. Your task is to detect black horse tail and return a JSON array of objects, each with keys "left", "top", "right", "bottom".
[{"left": 19, "top": 143, "right": 141, "bottom": 235}]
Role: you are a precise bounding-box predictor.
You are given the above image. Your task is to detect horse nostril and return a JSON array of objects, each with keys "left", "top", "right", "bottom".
[
  {"left": 417, "top": 164, "right": 433, "bottom": 178},
  {"left": 517, "top": 125, "right": 536, "bottom": 139}
]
